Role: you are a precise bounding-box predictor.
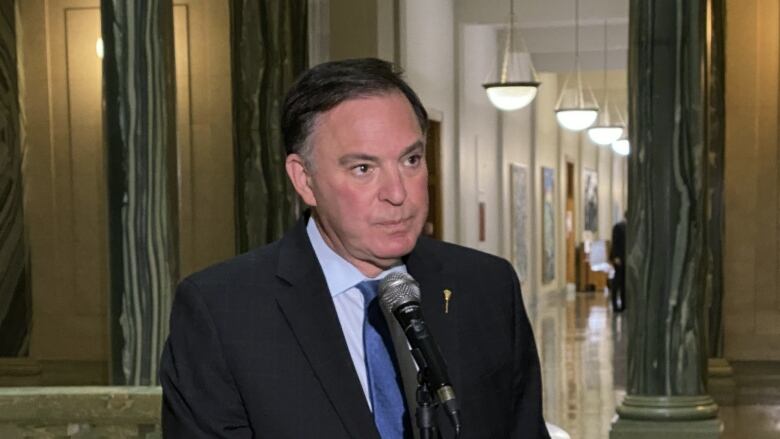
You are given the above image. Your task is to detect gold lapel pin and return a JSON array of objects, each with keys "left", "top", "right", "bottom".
[{"left": 443, "top": 289, "right": 452, "bottom": 314}]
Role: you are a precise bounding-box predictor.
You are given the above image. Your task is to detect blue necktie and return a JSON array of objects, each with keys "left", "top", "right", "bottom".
[{"left": 356, "top": 279, "right": 411, "bottom": 439}]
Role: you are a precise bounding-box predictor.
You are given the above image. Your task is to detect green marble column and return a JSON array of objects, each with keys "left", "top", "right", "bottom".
[
  {"left": 705, "top": 0, "right": 725, "bottom": 362},
  {"left": 703, "top": 0, "right": 735, "bottom": 405},
  {"left": 611, "top": 0, "right": 721, "bottom": 437},
  {"left": 231, "top": 0, "right": 307, "bottom": 251},
  {"left": 0, "top": 0, "right": 30, "bottom": 357},
  {"left": 102, "top": 0, "right": 179, "bottom": 385}
]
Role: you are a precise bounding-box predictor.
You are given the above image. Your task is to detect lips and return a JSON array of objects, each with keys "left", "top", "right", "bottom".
[{"left": 375, "top": 216, "right": 413, "bottom": 227}]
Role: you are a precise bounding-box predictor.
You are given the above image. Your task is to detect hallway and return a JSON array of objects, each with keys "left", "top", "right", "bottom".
[{"left": 537, "top": 290, "right": 780, "bottom": 438}]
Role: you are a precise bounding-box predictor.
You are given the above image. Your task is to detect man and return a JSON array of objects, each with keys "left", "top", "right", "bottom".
[
  {"left": 160, "top": 58, "right": 549, "bottom": 438},
  {"left": 610, "top": 215, "right": 627, "bottom": 312}
]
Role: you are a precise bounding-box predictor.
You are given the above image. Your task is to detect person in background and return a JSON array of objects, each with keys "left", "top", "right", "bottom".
[{"left": 610, "top": 213, "right": 627, "bottom": 312}]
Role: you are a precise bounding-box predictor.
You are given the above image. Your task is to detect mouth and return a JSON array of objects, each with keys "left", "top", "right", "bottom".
[{"left": 376, "top": 216, "right": 413, "bottom": 228}]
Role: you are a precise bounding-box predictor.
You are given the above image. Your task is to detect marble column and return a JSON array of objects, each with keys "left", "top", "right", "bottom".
[
  {"left": 611, "top": 0, "right": 721, "bottom": 437},
  {"left": 102, "top": 0, "right": 179, "bottom": 385},
  {"left": 231, "top": 0, "right": 307, "bottom": 252},
  {"left": 0, "top": 0, "right": 30, "bottom": 357},
  {"left": 704, "top": 0, "right": 735, "bottom": 405}
]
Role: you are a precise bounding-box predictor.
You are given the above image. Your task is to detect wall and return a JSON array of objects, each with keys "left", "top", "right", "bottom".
[
  {"left": 400, "top": 0, "right": 457, "bottom": 243},
  {"left": 329, "top": 0, "right": 396, "bottom": 62},
  {"left": 723, "top": 0, "right": 780, "bottom": 361},
  {"left": 611, "top": 150, "right": 627, "bottom": 224},
  {"left": 538, "top": 74, "right": 566, "bottom": 294},
  {"left": 19, "top": 0, "right": 109, "bottom": 384},
  {"left": 173, "top": 0, "right": 234, "bottom": 278},
  {"left": 500, "top": 82, "right": 535, "bottom": 292},
  {"left": 329, "top": 0, "right": 377, "bottom": 60},
  {"left": 458, "top": 24, "right": 500, "bottom": 253}
]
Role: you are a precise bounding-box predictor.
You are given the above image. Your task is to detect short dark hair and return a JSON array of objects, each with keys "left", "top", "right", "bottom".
[{"left": 281, "top": 58, "right": 428, "bottom": 164}]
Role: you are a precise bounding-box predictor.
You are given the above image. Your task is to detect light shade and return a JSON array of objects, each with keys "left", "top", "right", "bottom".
[
  {"left": 96, "top": 37, "right": 104, "bottom": 59},
  {"left": 612, "top": 138, "right": 630, "bottom": 156},
  {"left": 483, "top": 82, "right": 540, "bottom": 111},
  {"left": 555, "top": 108, "right": 598, "bottom": 131},
  {"left": 587, "top": 125, "right": 624, "bottom": 145}
]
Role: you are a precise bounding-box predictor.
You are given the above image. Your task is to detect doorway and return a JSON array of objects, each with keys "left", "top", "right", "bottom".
[
  {"left": 565, "top": 161, "right": 576, "bottom": 285},
  {"left": 424, "top": 119, "right": 443, "bottom": 240}
]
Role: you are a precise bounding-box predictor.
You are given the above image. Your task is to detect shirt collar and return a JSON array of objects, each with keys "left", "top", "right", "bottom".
[{"left": 306, "top": 217, "right": 406, "bottom": 298}]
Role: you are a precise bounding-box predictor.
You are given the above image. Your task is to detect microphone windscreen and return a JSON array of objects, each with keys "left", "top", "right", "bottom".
[{"left": 378, "top": 272, "right": 421, "bottom": 314}]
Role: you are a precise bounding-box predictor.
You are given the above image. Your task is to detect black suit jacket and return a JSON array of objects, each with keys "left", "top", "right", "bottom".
[
  {"left": 160, "top": 217, "right": 549, "bottom": 438},
  {"left": 610, "top": 220, "right": 626, "bottom": 263}
]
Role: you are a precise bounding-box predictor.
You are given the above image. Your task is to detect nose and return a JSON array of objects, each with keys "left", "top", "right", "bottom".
[{"left": 378, "top": 167, "right": 407, "bottom": 206}]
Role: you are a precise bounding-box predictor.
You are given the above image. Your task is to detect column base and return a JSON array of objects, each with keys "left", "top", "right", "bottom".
[
  {"left": 708, "top": 358, "right": 734, "bottom": 377},
  {"left": 610, "top": 395, "right": 721, "bottom": 439},
  {"left": 708, "top": 357, "right": 736, "bottom": 406},
  {"left": 610, "top": 418, "right": 722, "bottom": 439}
]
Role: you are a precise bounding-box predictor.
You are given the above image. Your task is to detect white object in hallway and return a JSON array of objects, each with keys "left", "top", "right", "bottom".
[{"left": 546, "top": 422, "right": 571, "bottom": 439}]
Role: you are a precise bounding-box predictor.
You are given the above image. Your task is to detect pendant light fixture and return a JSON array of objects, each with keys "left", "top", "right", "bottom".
[
  {"left": 482, "top": 0, "right": 540, "bottom": 111},
  {"left": 587, "top": 20, "right": 624, "bottom": 145},
  {"left": 554, "top": 0, "right": 598, "bottom": 131},
  {"left": 610, "top": 105, "right": 630, "bottom": 155},
  {"left": 611, "top": 137, "right": 630, "bottom": 156}
]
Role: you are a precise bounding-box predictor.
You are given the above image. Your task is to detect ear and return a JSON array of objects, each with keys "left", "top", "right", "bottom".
[{"left": 285, "top": 153, "right": 317, "bottom": 207}]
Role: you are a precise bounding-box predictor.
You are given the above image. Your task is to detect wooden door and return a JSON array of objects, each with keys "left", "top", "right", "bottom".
[
  {"left": 565, "top": 161, "right": 576, "bottom": 284},
  {"left": 424, "top": 120, "right": 443, "bottom": 240}
]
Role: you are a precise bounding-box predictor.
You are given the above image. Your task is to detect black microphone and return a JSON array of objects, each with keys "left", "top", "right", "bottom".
[{"left": 379, "top": 272, "right": 462, "bottom": 433}]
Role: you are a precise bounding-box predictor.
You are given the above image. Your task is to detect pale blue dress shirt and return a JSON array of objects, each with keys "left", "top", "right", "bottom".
[{"left": 306, "top": 217, "right": 407, "bottom": 410}]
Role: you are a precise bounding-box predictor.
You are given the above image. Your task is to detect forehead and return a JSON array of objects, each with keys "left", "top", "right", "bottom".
[{"left": 310, "top": 92, "right": 422, "bottom": 152}]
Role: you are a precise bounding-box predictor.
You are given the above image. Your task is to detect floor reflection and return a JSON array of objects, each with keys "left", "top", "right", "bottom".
[
  {"left": 721, "top": 404, "right": 780, "bottom": 439},
  {"left": 531, "top": 290, "right": 623, "bottom": 438},
  {"left": 531, "top": 289, "right": 780, "bottom": 439}
]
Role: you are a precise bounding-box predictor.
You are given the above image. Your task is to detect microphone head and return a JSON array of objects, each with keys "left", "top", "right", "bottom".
[{"left": 378, "top": 272, "right": 421, "bottom": 315}]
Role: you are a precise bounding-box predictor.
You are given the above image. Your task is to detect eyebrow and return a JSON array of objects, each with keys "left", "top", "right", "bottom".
[
  {"left": 402, "top": 140, "right": 425, "bottom": 156},
  {"left": 337, "top": 140, "right": 425, "bottom": 166}
]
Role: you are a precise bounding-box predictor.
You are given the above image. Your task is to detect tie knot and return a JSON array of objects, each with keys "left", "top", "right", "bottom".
[{"left": 355, "top": 279, "right": 381, "bottom": 306}]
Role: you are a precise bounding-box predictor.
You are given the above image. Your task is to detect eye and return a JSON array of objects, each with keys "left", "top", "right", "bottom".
[
  {"left": 351, "top": 163, "right": 372, "bottom": 176},
  {"left": 405, "top": 154, "right": 423, "bottom": 167}
]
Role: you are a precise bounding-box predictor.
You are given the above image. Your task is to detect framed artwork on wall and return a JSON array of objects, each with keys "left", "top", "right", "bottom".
[
  {"left": 510, "top": 163, "right": 529, "bottom": 286},
  {"left": 583, "top": 168, "right": 598, "bottom": 240},
  {"left": 542, "top": 167, "right": 556, "bottom": 284}
]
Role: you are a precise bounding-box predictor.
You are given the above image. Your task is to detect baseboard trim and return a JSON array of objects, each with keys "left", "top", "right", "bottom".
[{"left": 0, "top": 359, "right": 108, "bottom": 386}]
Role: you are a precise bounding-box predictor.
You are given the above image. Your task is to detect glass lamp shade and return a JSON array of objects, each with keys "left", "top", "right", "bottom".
[
  {"left": 587, "top": 125, "right": 624, "bottom": 145},
  {"left": 96, "top": 37, "right": 104, "bottom": 59},
  {"left": 555, "top": 108, "right": 598, "bottom": 131},
  {"left": 611, "top": 138, "right": 630, "bottom": 156},
  {"left": 483, "top": 82, "right": 540, "bottom": 111}
]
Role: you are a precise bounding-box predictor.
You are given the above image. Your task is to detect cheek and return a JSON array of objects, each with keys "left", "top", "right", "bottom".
[
  {"left": 409, "top": 176, "right": 429, "bottom": 208},
  {"left": 330, "top": 186, "right": 375, "bottom": 220}
]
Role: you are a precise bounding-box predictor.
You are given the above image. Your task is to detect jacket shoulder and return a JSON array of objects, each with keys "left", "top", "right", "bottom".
[
  {"left": 179, "top": 240, "right": 282, "bottom": 293},
  {"left": 415, "top": 236, "right": 513, "bottom": 274}
]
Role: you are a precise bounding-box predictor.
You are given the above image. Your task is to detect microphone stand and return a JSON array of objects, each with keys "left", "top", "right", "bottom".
[{"left": 415, "top": 370, "right": 438, "bottom": 439}]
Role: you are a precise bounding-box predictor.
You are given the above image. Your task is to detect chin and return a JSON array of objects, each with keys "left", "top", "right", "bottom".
[{"left": 373, "top": 235, "right": 418, "bottom": 260}]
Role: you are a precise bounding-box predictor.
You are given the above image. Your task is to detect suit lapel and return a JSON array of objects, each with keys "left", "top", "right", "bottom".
[
  {"left": 274, "top": 219, "right": 379, "bottom": 439},
  {"left": 405, "top": 239, "right": 461, "bottom": 438}
]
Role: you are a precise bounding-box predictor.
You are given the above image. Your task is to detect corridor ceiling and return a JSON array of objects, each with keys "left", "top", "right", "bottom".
[{"left": 457, "top": 0, "right": 629, "bottom": 73}]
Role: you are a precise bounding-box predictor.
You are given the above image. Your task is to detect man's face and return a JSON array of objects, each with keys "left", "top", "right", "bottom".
[{"left": 286, "top": 92, "right": 428, "bottom": 276}]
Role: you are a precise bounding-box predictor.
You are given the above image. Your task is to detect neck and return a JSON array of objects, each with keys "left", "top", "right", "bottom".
[{"left": 311, "top": 213, "right": 401, "bottom": 278}]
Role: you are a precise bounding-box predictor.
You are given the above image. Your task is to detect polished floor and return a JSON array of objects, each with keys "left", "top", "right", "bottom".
[{"left": 531, "top": 289, "right": 780, "bottom": 439}]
